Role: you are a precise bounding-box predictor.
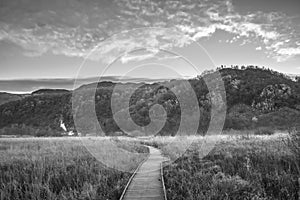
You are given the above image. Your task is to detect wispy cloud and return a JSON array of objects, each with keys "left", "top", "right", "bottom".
[
  {"left": 88, "top": 28, "right": 190, "bottom": 63},
  {"left": 120, "top": 49, "right": 182, "bottom": 64},
  {"left": 0, "top": 0, "right": 299, "bottom": 63},
  {"left": 275, "top": 47, "right": 300, "bottom": 62}
]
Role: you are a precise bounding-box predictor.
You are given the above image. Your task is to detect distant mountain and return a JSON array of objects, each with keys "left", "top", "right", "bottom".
[
  {"left": 0, "top": 76, "right": 182, "bottom": 94},
  {"left": 0, "top": 89, "right": 70, "bottom": 105},
  {"left": 0, "top": 66, "right": 299, "bottom": 136},
  {"left": 32, "top": 89, "right": 70, "bottom": 95},
  {"left": 0, "top": 92, "right": 26, "bottom": 105}
]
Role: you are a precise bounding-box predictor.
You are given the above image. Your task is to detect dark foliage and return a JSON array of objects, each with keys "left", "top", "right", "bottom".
[{"left": 0, "top": 66, "right": 300, "bottom": 136}]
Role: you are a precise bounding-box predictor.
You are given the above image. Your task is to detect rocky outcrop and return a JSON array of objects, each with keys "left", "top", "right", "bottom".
[
  {"left": 222, "top": 74, "right": 241, "bottom": 89},
  {"left": 252, "top": 84, "right": 292, "bottom": 111}
]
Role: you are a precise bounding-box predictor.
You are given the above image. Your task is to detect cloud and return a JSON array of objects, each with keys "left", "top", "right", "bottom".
[
  {"left": 274, "top": 47, "right": 300, "bottom": 62},
  {"left": 120, "top": 51, "right": 158, "bottom": 64},
  {"left": 278, "top": 47, "right": 300, "bottom": 56},
  {"left": 0, "top": 0, "right": 299, "bottom": 63},
  {"left": 120, "top": 48, "right": 182, "bottom": 64},
  {"left": 87, "top": 28, "right": 191, "bottom": 63}
]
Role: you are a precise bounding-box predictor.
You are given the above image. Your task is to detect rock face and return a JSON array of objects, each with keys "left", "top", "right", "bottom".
[
  {"left": 222, "top": 74, "right": 241, "bottom": 89},
  {"left": 252, "top": 84, "right": 292, "bottom": 111}
]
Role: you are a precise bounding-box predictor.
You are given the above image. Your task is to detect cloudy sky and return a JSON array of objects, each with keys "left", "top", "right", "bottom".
[{"left": 0, "top": 0, "right": 299, "bottom": 92}]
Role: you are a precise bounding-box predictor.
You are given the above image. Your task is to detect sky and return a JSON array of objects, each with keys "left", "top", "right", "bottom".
[{"left": 0, "top": 0, "right": 299, "bottom": 92}]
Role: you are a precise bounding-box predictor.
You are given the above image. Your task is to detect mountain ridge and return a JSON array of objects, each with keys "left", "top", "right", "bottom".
[{"left": 0, "top": 66, "right": 299, "bottom": 136}]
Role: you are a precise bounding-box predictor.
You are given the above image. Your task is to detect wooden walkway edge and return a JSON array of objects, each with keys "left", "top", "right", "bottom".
[
  {"left": 120, "top": 146, "right": 167, "bottom": 200},
  {"left": 161, "top": 162, "right": 168, "bottom": 200}
]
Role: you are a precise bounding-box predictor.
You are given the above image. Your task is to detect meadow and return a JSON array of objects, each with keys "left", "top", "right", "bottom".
[
  {"left": 143, "top": 132, "right": 300, "bottom": 200},
  {"left": 0, "top": 132, "right": 299, "bottom": 200},
  {"left": 0, "top": 137, "right": 148, "bottom": 200}
]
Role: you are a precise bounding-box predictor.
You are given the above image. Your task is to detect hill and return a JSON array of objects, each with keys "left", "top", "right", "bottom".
[
  {"left": 0, "top": 66, "right": 300, "bottom": 136},
  {"left": 0, "top": 92, "right": 26, "bottom": 105},
  {"left": 31, "top": 89, "right": 70, "bottom": 95}
]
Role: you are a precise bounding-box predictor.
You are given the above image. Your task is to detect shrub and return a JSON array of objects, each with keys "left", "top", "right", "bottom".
[
  {"left": 254, "top": 127, "right": 275, "bottom": 135},
  {"left": 211, "top": 173, "right": 261, "bottom": 200}
]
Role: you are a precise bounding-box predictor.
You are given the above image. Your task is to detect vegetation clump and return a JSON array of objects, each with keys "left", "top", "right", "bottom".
[
  {"left": 1, "top": 66, "right": 300, "bottom": 136},
  {"left": 254, "top": 127, "right": 275, "bottom": 135},
  {"left": 160, "top": 135, "right": 299, "bottom": 200},
  {"left": 0, "top": 137, "right": 148, "bottom": 200}
]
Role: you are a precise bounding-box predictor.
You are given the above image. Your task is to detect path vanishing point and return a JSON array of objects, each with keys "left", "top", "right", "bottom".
[{"left": 120, "top": 146, "right": 167, "bottom": 200}]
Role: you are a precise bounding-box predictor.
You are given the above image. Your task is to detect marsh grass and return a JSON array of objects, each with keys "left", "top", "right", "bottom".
[
  {"left": 145, "top": 134, "right": 299, "bottom": 199},
  {"left": 0, "top": 137, "right": 148, "bottom": 200},
  {"left": 1, "top": 134, "right": 298, "bottom": 200}
]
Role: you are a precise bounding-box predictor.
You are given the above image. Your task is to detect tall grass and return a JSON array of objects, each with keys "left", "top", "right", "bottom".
[
  {"left": 0, "top": 137, "right": 148, "bottom": 200},
  {"left": 151, "top": 134, "right": 300, "bottom": 199},
  {"left": 2, "top": 134, "right": 298, "bottom": 199}
]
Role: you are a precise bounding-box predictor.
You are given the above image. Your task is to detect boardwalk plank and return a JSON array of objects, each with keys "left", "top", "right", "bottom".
[{"left": 120, "top": 146, "right": 167, "bottom": 200}]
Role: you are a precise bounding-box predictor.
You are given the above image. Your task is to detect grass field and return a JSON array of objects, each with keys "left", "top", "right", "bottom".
[
  {"left": 147, "top": 133, "right": 300, "bottom": 200},
  {"left": 0, "top": 137, "right": 148, "bottom": 200},
  {"left": 0, "top": 132, "right": 299, "bottom": 200}
]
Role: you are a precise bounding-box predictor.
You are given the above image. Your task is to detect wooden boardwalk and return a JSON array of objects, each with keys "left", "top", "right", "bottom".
[{"left": 120, "top": 146, "right": 167, "bottom": 200}]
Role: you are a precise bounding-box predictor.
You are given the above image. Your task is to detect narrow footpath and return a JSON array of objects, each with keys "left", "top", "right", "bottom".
[{"left": 120, "top": 146, "right": 167, "bottom": 200}]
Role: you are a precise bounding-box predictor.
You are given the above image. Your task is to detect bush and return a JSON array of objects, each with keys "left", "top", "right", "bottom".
[
  {"left": 254, "top": 127, "right": 275, "bottom": 135},
  {"left": 211, "top": 173, "right": 261, "bottom": 200},
  {"left": 225, "top": 104, "right": 255, "bottom": 130}
]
